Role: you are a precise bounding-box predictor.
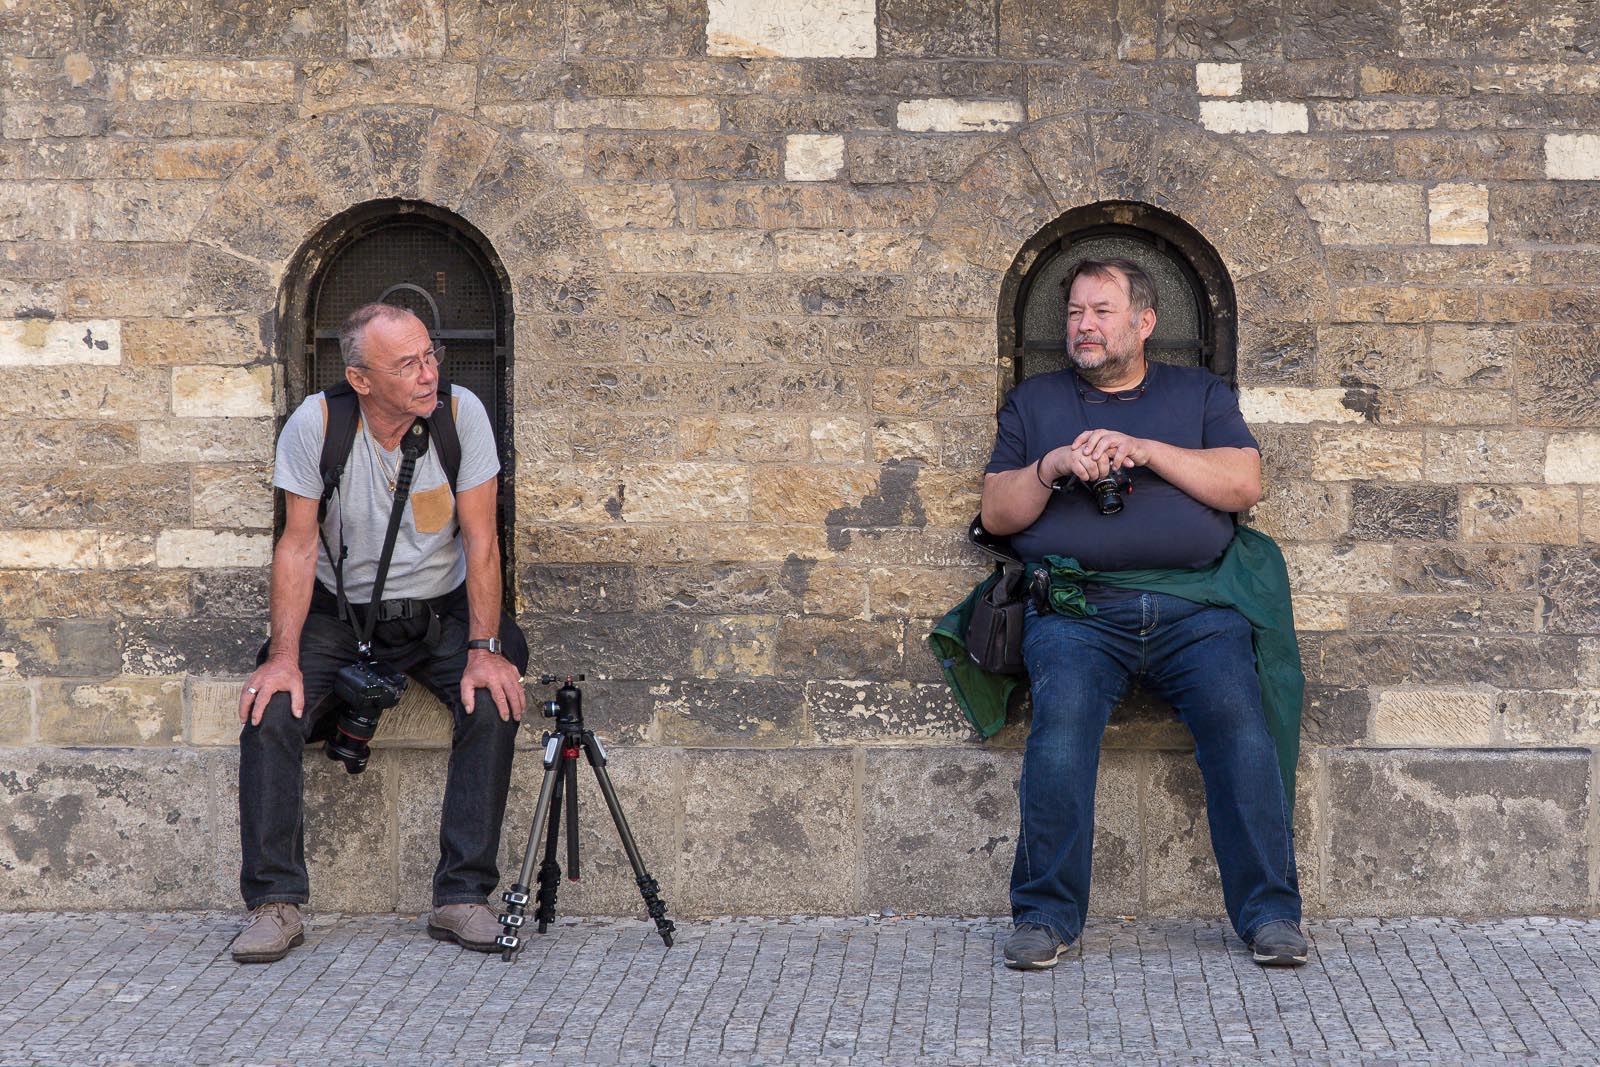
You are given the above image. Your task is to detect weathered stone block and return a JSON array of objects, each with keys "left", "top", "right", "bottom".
[
  {"left": 1546, "top": 132, "right": 1600, "bottom": 180},
  {"left": 1392, "top": 544, "right": 1539, "bottom": 595},
  {"left": 1291, "top": 594, "right": 1348, "bottom": 631},
  {"left": 1350, "top": 484, "right": 1458, "bottom": 542},
  {"left": 347, "top": 0, "right": 446, "bottom": 58},
  {"left": 555, "top": 96, "right": 720, "bottom": 131},
  {"left": 896, "top": 98, "right": 1022, "bottom": 133},
  {"left": 1371, "top": 686, "right": 1498, "bottom": 745},
  {"left": 1311, "top": 429, "right": 1424, "bottom": 481},
  {"left": 191, "top": 464, "right": 272, "bottom": 529},
  {"left": 586, "top": 132, "right": 781, "bottom": 181},
  {"left": 813, "top": 416, "right": 868, "bottom": 462},
  {"left": 678, "top": 749, "right": 855, "bottom": 914},
  {"left": 845, "top": 132, "right": 1000, "bottom": 183},
  {"left": 656, "top": 679, "right": 808, "bottom": 745},
  {"left": 0, "top": 748, "right": 217, "bottom": 908},
  {"left": 0, "top": 319, "right": 118, "bottom": 368},
  {"left": 1324, "top": 750, "right": 1590, "bottom": 914},
  {"left": 1315, "top": 323, "right": 1428, "bottom": 392},
  {"left": 0, "top": 465, "right": 191, "bottom": 530},
  {"left": 1461, "top": 486, "right": 1580, "bottom": 545},
  {"left": 706, "top": 0, "right": 874, "bottom": 58},
  {"left": 1421, "top": 430, "right": 1545, "bottom": 483},
  {"left": 808, "top": 681, "right": 971, "bottom": 742},
  {"left": 572, "top": 183, "right": 678, "bottom": 228},
  {"left": 0, "top": 530, "right": 100, "bottom": 569},
  {"left": 89, "top": 181, "right": 214, "bottom": 243},
  {"left": 604, "top": 230, "right": 773, "bottom": 273},
  {"left": 878, "top": 0, "right": 996, "bottom": 56},
  {"left": 1514, "top": 324, "right": 1600, "bottom": 428},
  {"left": 1282, "top": 542, "right": 1394, "bottom": 593},
  {"left": 0, "top": 685, "right": 32, "bottom": 743},
  {"left": 445, "top": 0, "right": 564, "bottom": 58},
  {"left": 37, "top": 676, "right": 183, "bottom": 746},
  {"left": 774, "top": 616, "right": 904, "bottom": 681},
  {"left": 139, "top": 418, "right": 274, "bottom": 463},
  {"left": 1428, "top": 182, "right": 1488, "bottom": 245},
  {"left": 1303, "top": 686, "right": 1369, "bottom": 745},
  {"left": 1241, "top": 387, "right": 1366, "bottom": 425},
  {"left": 0, "top": 181, "right": 90, "bottom": 240},
  {"left": 155, "top": 529, "right": 272, "bottom": 569},
  {"left": 121, "top": 317, "right": 262, "bottom": 368},
  {"left": 688, "top": 183, "right": 939, "bottom": 230},
  {"left": 1236, "top": 319, "right": 1316, "bottom": 385},
  {"left": 120, "top": 618, "right": 261, "bottom": 676},
  {"left": 1249, "top": 479, "right": 1349, "bottom": 541},
  {"left": 1299, "top": 182, "right": 1425, "bottom": 245},
  {"left": 1200, "top": 101, "right": 1308, "bottom": 134},
  {"left": 1196, "top": 62, "right": 1242, "bottom": 96},
  {"left": 300, "top": 61, "right": 477, "bottom": 110},
  {"left": 1503, "top": 689, "right": 1600, "bottom": 744},
  {"left": 122, "top": 60, "right": 295, "bottom": 103},
  {"left": 1539, "top": 547, "right": 1600, "bottom": 635}
]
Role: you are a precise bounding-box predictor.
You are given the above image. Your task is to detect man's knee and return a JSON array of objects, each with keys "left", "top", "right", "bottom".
[
  {"left": 457, "top": 690, "right": 521, "bottom": 739},
  {"left": 241, "top": 694, "right": 312, "bottom": 747}
]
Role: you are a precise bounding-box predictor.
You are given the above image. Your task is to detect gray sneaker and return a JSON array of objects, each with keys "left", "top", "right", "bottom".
[
  {"left": 230, "top": 902, "right": 304, "bottom": 963},
  {"left": 1250, "top": 920, "right": 1309, "bottom": 966},
  {"left": 1003, "top": 922, "right": 1071, "bottom": 970},
  {"left": 427, "top": 903, "right": 503, "bottom": 952}
]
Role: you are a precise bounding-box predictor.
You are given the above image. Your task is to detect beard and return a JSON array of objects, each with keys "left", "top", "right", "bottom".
[{"left": 1068, "top": 332, "right": 1141, "bottom": 388}]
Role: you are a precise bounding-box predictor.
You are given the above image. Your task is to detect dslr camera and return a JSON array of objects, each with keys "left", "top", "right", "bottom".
[
  {"left": 325, "top": 659, "right": 407, "bottom": 774},
  {"left": 1085, "top": 469, "right": 1132, "bottom": 515}
]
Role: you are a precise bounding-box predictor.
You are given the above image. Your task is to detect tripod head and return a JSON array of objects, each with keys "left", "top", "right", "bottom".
[{"left": 538, "top": 673, "right": 587, "bottom": 732}]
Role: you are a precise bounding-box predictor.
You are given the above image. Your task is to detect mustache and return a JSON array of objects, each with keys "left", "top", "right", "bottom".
[{"left": 1072, "top": 333, "right": 1106, "bottom": 346}]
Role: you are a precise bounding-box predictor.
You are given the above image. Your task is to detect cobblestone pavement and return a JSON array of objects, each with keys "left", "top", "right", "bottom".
[{"left": 2, "top": 913, "right": 1598, "bottom": 1066}]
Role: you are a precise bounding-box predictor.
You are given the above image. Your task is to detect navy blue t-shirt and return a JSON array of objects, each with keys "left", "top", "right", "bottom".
[{"left": 984, "top": 361, "right": 1258, "bottom": 571}]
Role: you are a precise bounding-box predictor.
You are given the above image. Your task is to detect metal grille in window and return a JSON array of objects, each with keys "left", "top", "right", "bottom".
[{"left": 1008, "top": 205, "right": 1236, "bottom": 385}]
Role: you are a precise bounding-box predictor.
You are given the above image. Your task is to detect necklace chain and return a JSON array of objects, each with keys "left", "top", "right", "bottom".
[{"left": 363, "top": 423, "right": 400, "bottom": 494}]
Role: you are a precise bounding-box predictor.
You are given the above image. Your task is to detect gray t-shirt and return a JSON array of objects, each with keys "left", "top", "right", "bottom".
[{"left": 274, "top": 385, "right": 500, "bottom": 603}]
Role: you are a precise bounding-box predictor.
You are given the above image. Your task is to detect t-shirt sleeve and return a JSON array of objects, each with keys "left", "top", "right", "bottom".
[
  {"left": 984, "top": 389, "right": 1029, "bottom": 475},
  {"left": 452, "top": 386, "right": 501, "bottom": 493},
  {"left": 1201, "top": 379, "right": 1259, "bottom": 451},
  {"left": 273, "top": 394, "right": 328, "bottom": 500}
]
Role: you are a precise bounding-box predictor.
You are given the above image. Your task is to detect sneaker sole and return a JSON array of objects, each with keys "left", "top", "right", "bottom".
[
  {"left": 1252, "top": 948, "right": 1309, "bottom": 966},
  {"left": 232, "top": 931, "right": 304, "bottom": 964},
  {"left": 427, "top": 923, "right": 500, "bottom": 953},
  {"left": 1003, "top": 942, "right": 1072, "bottom": 971}
]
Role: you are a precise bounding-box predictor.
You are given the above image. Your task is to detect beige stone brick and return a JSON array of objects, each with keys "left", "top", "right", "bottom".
[
  {"left": 910, "top": 469, "right": 982, "bottom": 526},
  {"left": 0, "top": 530, "right": 99, "bottom": 568},
  {"left": 347, "top": 0, "right": 446, "bottom": 58},
  {"left": 784, "top": 134, "right": 844, "bottom": 181},
  {"left": 1545, "top": 133, "right": 1600, "bottom": 180},
  {"left": 1428, "top": 183, "right": 1488, "bottom": 246},
  {"left": 0, "top": 319, "right": 119, "bottom": 366},
  {"left": 771, "top": 231, "right": 918, "bottom": 273},
  {"left": 1424, "top": 431, "right": 1547, "bottom": 483},
  {"left": 185, "top": 678, "right": 242, "bottom": 745},
  {"left": 897, "top": 98, "right": 1023, "bottom": 133},
  {"left": 1249, "top": 479, "right": 1350, "bottom": 541},
  {"left": 916, "top": 321, "right": 991, "bottom": 367},
  {"left": 1199, "top": 100, "right": 1308, "bottom": 135},
  {"left": 1383, "top": 391, "right": 1514, "bottom": 426},
  {"left": 810, "top": 417, "right": 867, "bottom": 463},
  {"left": 603, "top": 231, "right": 773, "bottom": 273},
  {"left": 1372, "top": 688, "right": 1498, "bottom": 745},
  {"left": 1544, "top": 434, "right": 1600, "bottom": 484},
  {"left": 89, "top": 180, "right": 215, "bottom": 242},
  {"left": 864, "top": 566, "right": 988, "bottom": 621},
  {"left": 121, "top": 317, "right": 261, "bottom": 367},
  {"left": 170, "top": 365, "right": 273, "bottom": 418},
  {"left": 155, "top": 529, "right": 271, "bottom": 568},
  {"left": 38, "top": 676, "right": 183, "bottom": 745},
  {"left": 1, "top": 103, "right": 100, "bottom": 138},
  {"left": 1196, "top": 63, "right": 1242, "bottom": 97},
  {"left": 1291, "top": 594, "right": 1348, "bottom": 632},
  {"left": 138, "top": 418, "right": 274, "bottom": 463},
  {"left": 1299, "top": 183, "right": 1425, "bottom": 245},
  {"left": 192, "top": 464, "right": 272, "bottom": 528},
  {"left": 706, "top": 0, "right": 876, "bottom": 58},
  {"left": 1461, "top": 486, "right": 1580, "bottom": 545},
  {"left": 555, "top": 97, "right": 720, "bottom": 131},
  {"left": 1331, "top": 285, "right": 1479, "bottom": 323},
  {"left": 0, "top": 685, "right": 32, "bottom": 744},
  {"left": 751, "top": 465, "right": 882, "bottom": 523},
  {"left": 300, "top": 60, "right": 477, "bottom": 111},
  {"left": 1428, "top": 324, "right": 1515, "bottom": 387},
  {"left": 0, "top": 181, "right": 90, "bottom": 239},
  {"left": 572, "top": 183, "right": 678, "bottom": 228},
  {"left": 1282, "top": 542, "right": 1394, "bottom": 594},
  {"left": 1312, "top": 100, "right": 1440, "bottom": 131},
  {"left": 1311, "top": 429, "right": 1425, "bottom": 481},
  {"left": 870, "top": 420, "right": 941, "bottom": 464},
  {"left": 871, "top": 368, "right": 994, "bottom": 417},
  {"left": 678, "top": 415, "right": 808, "bottom": 462},
  {"left": 97, "top": 532, "right": 156, "bottom": 568},
  {"left": 121, "top": 59, "right": 295, "bottom": 103},
  {"left": 1585, "top": 492, "right": 1600, "bottom": 543},
  {"left": 1241, "top": 387, "right": 1366, "bottom": 425}
]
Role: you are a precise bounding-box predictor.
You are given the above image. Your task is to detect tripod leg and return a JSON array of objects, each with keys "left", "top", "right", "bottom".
[
  {"left": 534, "top": 767, "right": 565, "bottom": 934},
  {"left": 564, "top": 751, "right": 581, "bottom": 881},
  {"left": 497, "top": 735, "right": 567, "bottom": 961},
  {"left": 580, "top": 731, "right": 675, "bottom": 948}
]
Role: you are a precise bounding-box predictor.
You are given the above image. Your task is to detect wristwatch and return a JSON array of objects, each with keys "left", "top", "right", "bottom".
[{"left": 467, "top": 637, "right": 502, "bottom": 654}]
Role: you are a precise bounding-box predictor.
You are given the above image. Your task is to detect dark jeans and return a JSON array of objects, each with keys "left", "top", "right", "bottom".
[
  {"left": 239, "top": 587, "right": 528, "bottom": 910},
  {"left": 1011, "top": 593, "right": 1300, "bottom": 945}
]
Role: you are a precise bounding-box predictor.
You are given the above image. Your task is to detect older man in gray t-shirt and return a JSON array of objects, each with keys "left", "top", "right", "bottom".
[{"left": 230, "top": 303, "right": 528, "bottom": 964}]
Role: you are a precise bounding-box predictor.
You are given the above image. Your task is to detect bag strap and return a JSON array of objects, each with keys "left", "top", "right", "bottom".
[
  {"left": 352, "top": 420, "right": 430, "bottom": 655},
  {"left": 424, "top": 376, "right": 461, "bottom": 496},
  {"left": 317, "top": 382, "right": 361, "bottom": 526}
]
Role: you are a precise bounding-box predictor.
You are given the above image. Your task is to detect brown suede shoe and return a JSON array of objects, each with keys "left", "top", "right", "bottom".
[
  {"left": 230, "top": 902, "right": 304, "bottom": 963},
  {"left": 427, "top": 903, "right": 503, "bottom": 952}
]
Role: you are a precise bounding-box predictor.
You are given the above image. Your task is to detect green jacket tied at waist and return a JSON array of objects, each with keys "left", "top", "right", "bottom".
[{"left": 928, "top": 526, "right": 1305, "bottom": 805}]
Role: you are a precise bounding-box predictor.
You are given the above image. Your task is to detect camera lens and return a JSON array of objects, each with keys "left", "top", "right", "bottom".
[
  {"left": 1090, "top": 475, "right": 1124, "bottom": 515},
  {"left": 326, "top": 707, "right": 382, "bottom": 774}
]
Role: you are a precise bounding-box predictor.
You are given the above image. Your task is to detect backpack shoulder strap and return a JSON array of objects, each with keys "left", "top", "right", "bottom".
[
  {"left": 425, "top": 377, "right": 462, "bottom": 495},
  {"left": 317, "top": 381, "right": 360, "bottom": 524}
]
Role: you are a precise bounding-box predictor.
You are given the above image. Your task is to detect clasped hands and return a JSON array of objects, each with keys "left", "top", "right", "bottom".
[{"left": 1040, "top": 429, "right": 1152, "bottom": 486}]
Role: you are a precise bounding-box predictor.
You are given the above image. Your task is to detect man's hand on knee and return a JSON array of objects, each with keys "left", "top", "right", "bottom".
[
  {"left": 239, "top": 655, "right": 305, "bottom": 726},
  {"left": 461, "top": 650, "right": 525, "bottom": 722}
]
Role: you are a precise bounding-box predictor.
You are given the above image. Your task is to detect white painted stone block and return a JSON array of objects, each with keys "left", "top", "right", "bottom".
[
  {"left": 0, "top": 319, "right": 120, "bottom": 366},
  {"left": 1428, "top": 183, "right": 1489, "bottom": 245},
  {"left": 1199, "top": 100, "right": 1308, "bottom": 134},
  {"left": 1545, "top": 133, "right": 1600, "bottom": 179},
  {"left": 1196, "top": 63, "right": 1242, "bottom": 97},
  {"left": 785, "top": 134, "right": 846, "bottom": 181},
  {"left": 155, "top": 529, "right": 271, "bottom": 569},
  {"left": 706, "top": 0, "right": 876, "bottom": 58},
  {"left": 897, "top": 98, "right": 1024, "bottom": 133},
  {"left": 1544, "top": 433, "right": 1600, "bottom": 484},
  {"left": 1241, "top": 387, "right": 1366, "bottom": 424},
  {"left": 0, "top": 531, "right": 100, "bottom": 568}
]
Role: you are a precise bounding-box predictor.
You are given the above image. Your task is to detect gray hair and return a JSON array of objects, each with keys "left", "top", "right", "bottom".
[
  {"left": 1061, "top": 258, "right": 1159, "bottom": 316},
  {"left": 338, "top": 303, "right": 415, "bottom": 369}
]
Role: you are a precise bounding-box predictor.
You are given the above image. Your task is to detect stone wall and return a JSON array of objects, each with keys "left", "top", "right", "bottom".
[{"left": 1, "top": 0, "right": 1597, "bottom": 919}]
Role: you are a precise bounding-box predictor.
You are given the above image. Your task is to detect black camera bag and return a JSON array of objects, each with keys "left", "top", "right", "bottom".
[{"left": 965, "top": 563, "right": 1028, "bottom": 676}]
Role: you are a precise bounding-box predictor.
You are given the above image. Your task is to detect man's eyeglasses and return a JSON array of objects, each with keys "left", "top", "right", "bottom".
[
  {"left": 364, "top": 346, "right": 445, "bottom": 379},
  {"left": 1077, "top": 375, "right": 1147, "bottom": 404}
]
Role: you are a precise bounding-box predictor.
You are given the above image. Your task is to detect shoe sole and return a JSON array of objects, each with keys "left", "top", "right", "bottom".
[
  {"left": 427, "top": 923, "right": 500, "bottom": 953},
  {"left": 232, "top": 931, "right": 304, "bottom": 964},
  {"left": 1003, "top": 942, "right": 1072, "bottom": 971},
  {"left": 1252, "top": 948, "right": 1309, "bottom": 966}
]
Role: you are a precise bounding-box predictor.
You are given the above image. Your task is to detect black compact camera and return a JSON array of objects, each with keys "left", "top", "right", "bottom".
[
  {"left": 1086, "top": 470, "right": 1132, "bottom": 515},
  {"left": 325, "top": 659, "right": 407, "bottom": 774}
]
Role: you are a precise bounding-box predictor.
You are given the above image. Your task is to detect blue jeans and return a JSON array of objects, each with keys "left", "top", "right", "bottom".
[{"left": 1011, "top": 592, "right": 1300, "bottom": 945}]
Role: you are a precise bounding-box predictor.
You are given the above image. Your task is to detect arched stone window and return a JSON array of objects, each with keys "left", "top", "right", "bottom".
[
  {"left": 1002, "top": 201, "right": 1237, "bottom": 385},
  {"left": 279, "top": 200, "right": 517, "bottom": 595}
]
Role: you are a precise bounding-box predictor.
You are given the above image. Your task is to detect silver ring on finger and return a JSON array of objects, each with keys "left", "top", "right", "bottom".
[{"left": 247, "top": 686, "right": 258, "bottom": 694}]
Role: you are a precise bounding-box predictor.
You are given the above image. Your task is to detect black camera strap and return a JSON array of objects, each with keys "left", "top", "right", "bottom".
[{"left": 319, "top": 418, "right": 431, "bottom": 658}]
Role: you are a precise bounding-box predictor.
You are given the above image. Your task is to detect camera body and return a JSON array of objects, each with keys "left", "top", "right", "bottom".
[
  {"left": 326, "top": 659, "right": 407, "bottom": 774},
  {"left": 1086, "top": 470, "right": 1132, "bottom": 515}
]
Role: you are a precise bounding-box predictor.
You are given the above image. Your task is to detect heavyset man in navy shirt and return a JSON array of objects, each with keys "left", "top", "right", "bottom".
[{"left": 980, "top": 259, "right": 1308, "bottom": 970}]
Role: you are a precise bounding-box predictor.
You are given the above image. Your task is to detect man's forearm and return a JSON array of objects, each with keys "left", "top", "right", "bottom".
[
  {"left": 266, "top": 538, "right": 318, "bottom": 664},
  {"left": 1141, "top": 443, "right": 1261, "bottom": 512},
  {"left": 980, "top": 464, "right": 1054, "bottom": 536},
  {"left": 463, "top": 538, "right": 502, "bottom": 641}
]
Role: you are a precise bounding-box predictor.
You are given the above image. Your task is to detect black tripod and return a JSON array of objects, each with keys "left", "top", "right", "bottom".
[{"left": 496, "top": 674, "right": 675, "bottom": 959}]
